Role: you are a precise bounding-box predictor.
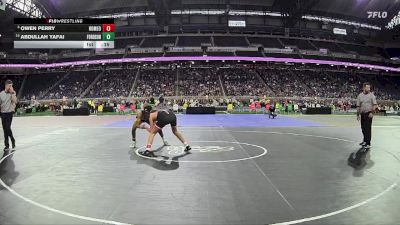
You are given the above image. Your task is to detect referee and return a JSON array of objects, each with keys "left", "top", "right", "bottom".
[
  {"left": 0, "top": 80, "right": 17, "bottom": 151},
  {"left": 356, "top": 82, "right": 377, "bottom": 149}
]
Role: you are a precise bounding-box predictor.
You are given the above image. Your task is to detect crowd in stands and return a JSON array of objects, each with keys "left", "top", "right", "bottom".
[
  {"left": 133, "top": 69, "right": 176, "bottom": 97},
  {"left": 257, "top": 68, "right": 400, "bottom": 100},
  {"left": 258, "top": 69, "right": 309, "bottom": 97},
  {"left": 87, "top": 69, "right": 136, "bottom": 98},
  {"left": 43, "top": 70, "right": 98, "bottom": 99},
  {"left": 4, "top": 66, "right": 400, "bottom": 109},
  {"left": 22, "top": 72, "right": 66, "bottom": 101},
  {"left": 177, "top": 68, "right": 221, "bottom": 96},
  {"left": 294, "top": 70, "right": 360, "bottom": 99},
  {"left": 219, "top": 68, "right": 271, "bottom": 96},
  {"left": 16, "top": 95, "right": 400, "bottom": 117}
]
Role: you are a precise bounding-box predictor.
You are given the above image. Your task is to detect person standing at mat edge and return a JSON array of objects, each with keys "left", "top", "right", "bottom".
[
  {"left": 0, "top": 80, "right": 17, "bottom": 151},
  {"left": 357, "top": 82, "right": 377, "bottom": 149}
]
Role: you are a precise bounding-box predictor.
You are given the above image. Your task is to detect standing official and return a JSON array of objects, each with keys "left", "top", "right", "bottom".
[
  {"left": 357, "top": 83, "right": 377, "bottom": 149},
  {"left": 0, "top": 80, "right": 17, "bottom": 151}
]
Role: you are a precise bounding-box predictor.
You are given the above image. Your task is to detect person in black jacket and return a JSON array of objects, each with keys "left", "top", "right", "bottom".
[{"left": 269, "top": 102, "right": 277, "bottom": 119}]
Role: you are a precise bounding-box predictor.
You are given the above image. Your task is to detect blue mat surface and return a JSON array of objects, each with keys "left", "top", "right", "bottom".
[{"left": 105, "top": 114, "right": 325, "bottom": 128}]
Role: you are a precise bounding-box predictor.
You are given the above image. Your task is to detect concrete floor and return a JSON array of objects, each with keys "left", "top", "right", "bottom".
[{"left": 0, "top": 114, "right": 399, "bottom": 225}]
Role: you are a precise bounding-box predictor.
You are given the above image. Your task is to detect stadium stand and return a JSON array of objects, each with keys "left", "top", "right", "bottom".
[
  {"left": 280, "top": 38, "right": 316, "bottom": 50},
  {"left": 213, "top": 36, "right": 249, "bottom": 47},
  {"left": 86, "top": 69, "right": 136, "bottom": 98},
  {"left": 177, "top": 68, "right": 222, "bottom": 96},
  {"left": 235, "top": 51, "right": 264, "bottom": 57},
  {"left": 115, "top": 38, "right": 143, "bottom": 49},
  {"left": 22, "top": 72, "right": 67, "bottom": 100},
  {"left": 206, "top": 52, "right": 235, "bottom": 56},
  {"left": 219, "top": 68, "right": 271, "bottom": 96},
  {"left": 141, "top": 36, "right": 177, "bottom": 48},
  {"left": 310, "top": 40, "right": 346, "bottom": 53},
  {"left": 177, "top": 36, "right": 211, "bottom": 47},
  {"left": 125, "top": 52, "right": 164, "bottom": 58},
  {"left": 133, "top": 69, "right": 176, "bottom": 97},
  {"left": 43, "top": 70, "right": 99, "bottom": 99},
  {"left": 247, "top": 37, "right": 284, "bottom": 48},
  {"left": 165, "top": 52, "right": 204, "bottom": 57}
]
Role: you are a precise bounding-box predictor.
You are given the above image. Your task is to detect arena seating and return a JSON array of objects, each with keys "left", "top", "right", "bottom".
[
  {"left": 206, "top": 52, "right": 235, "bottom": 56},
  {"left": 43, "top": 70, "right": 99, "bottom": 99},
  {"left": 177, "top": 68, "right": 222, "bottom": 96},
  {"left": 213, "top": 36, "right": 249, "bottom": 47},
  {"left": 177, "top": 36, "right": 211, "bottom": 47},
  {"left": 219, "top": 68, "right": 271, "bottom": 96},
  {"left": 280, "top": 38, "right": 316, "bottom": 50},
  {"left": 310, "top": 40, "right": 346, "bottom": 53},
  {"left": 133, "top": 69, "right": 176, "bottom": 97},
  {"left": 6, "top": 58, "right": 41, "bottom": 64},
  {"left": 89, "top": 54, "right": 124, "bottom": 60},
  {"left": 235, "top": 51, "right": 264, "bottom": 57},
  {"left": 301, "top": 54, "right": 335, "bottom": 61},
  {"left": 115, "top": 38, "right": 143, "bottom": 48},
  {"left": 22, "top": 72, "right": 67, "bottom": 100},
  {"left": 339, "top": 43, "right": 380, "bottom": 57},
  {"left": 86, "top": 69, "right": 136, "bottom": 98},
  {"left": 0, "top": 58, "right": 8, "bottom": 64},
  {"left": 54, "top": 56, "right": 89, "bottom": 63},
  {"left": 141, "top": 36, "right": 177, "bottom": 48},
  {"left": 258, "top": 69, "right": 310, "bottom": 97},
  {"left": 165, "top": 52, "right": 204, "bottom": 57},
  {"left": 7, "top": 63, "right": 398, "bottom": 101},
  {"left": 263, "top": 52, "right": 302, "bottom": 58},
  {"left": 125, "top": 52, "right": 164, "bottom": 58},
  {"left": 247, "top": 37, "right": 283, "bottom": 48},
  {"left": 2, "top": 34, "right": 395, "bottom": 66}
]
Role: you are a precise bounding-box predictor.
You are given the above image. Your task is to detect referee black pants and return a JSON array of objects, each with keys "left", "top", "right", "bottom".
[
  {"left": 361, "top": 112, "right": 373, "bottom": 145},
  {"left": 1, "top": 112, "right": 15, "bottom": 148}
]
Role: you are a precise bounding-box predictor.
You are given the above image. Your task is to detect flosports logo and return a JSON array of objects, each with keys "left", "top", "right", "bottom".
[
  {"left": 367, "top": 11, "right": 387, "bottom": 19},
  {"left": 167, "top": 146, "right": 235, "bottom": 155}
]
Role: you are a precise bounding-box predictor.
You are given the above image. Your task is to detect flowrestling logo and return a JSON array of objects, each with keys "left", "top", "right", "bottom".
[
  {"left": 167, "top": 146, "right": 235, "bottom": 155},
  {"left": 367, "top": 11, "right": 388, "bottom": 19}
]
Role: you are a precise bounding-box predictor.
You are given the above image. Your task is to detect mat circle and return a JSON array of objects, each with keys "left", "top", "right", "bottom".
[{"left": 135, "top": 140, "right": 268, "bottom": 163}]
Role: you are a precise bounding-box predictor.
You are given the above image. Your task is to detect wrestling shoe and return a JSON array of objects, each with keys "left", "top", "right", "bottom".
[
  {"left": 129, "top": 141, "right": 136, "bottom": 148},
  {"left": 140, "top": 150, "right": 156, "bottom": 157},
  {"left": 184, "top": 145, "right": 191, "bottom": 152},
  {"left": 163, "top": 140, "right": 169, "bottom": 146},
  {"left": 359, "top": 141, "right": 366, "bottom": 146}
]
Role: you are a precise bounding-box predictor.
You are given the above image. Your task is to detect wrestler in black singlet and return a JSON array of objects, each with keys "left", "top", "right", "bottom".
[
  {"left": 131, "top": 109, "right": 165, "bottom": 144},
  {"left": 154, "top": 109, "right": 177, "bottom": 129}
]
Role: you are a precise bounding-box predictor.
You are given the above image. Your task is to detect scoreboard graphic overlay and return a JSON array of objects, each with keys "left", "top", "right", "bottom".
[{"left": 14, "top": 18, "right": 115, "bottom": 49}]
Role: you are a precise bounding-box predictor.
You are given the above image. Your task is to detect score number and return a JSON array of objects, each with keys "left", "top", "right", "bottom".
[
  {"left": 102, "top": 32, "right": 115, "bottom": 41},
  {"left": 102, "top": 24, "right": 114, "bottom": 32},
  {"left": 102, "top": 24, "right": 115, "bottom": 41}
]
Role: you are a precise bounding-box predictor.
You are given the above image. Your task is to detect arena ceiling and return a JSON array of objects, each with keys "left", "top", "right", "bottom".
[{"left": 35, "top": 0, "right": 400, "bottom": 27}]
